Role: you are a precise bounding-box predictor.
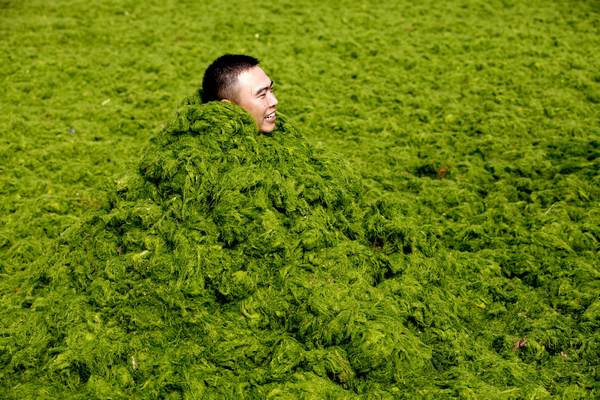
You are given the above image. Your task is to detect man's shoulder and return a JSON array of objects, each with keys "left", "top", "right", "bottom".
[{"left": 167, "top": 96, "right": 258, "bottom": 137}]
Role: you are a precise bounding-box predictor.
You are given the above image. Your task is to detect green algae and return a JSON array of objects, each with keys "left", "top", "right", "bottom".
[
  {"left": 1, "top": 0, "right": 599, "bottom": 398},
  {"left": 2, "top": 99, "right": 422, "bottom": 398},
  {"left": 2, "top": 95, "right": 598, "bottom": 398}
]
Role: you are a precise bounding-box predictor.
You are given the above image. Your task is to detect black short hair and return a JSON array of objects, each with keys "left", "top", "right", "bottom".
[{"left": 201, "top": 54, "right": 259, "bottom": 103}]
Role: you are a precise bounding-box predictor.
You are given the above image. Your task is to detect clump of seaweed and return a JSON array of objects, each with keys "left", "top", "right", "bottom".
[
  {"left": 2, "top": 97, "right": 423, "bottom": 398},
  {"left": 1, "top": 95, "right": 597, "bottom": 399}
]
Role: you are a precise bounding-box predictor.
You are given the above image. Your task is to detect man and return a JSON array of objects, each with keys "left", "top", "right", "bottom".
[{"left": 201, "top": 54, "right": 278, "bottom": 133}]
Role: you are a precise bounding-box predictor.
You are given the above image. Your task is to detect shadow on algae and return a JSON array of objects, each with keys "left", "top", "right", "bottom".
[{"left": 1, "top": 94, "right": 598, "bottom": 399}]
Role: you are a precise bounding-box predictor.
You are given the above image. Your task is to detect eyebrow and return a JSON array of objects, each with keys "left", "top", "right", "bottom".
[{"left": 255, "top": 81, "right": 274, "bottom": 96}]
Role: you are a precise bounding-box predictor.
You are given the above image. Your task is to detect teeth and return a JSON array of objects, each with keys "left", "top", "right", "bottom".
[{"left": 265, "top": 112, "right": 276, "bottom": 121}]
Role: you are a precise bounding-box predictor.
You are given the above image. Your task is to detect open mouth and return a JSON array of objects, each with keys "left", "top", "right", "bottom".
[{"left": 264, "top": 111, "right": 276, "bottom": 122}]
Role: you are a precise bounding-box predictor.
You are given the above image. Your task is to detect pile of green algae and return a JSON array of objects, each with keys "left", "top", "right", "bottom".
[{"left": 2, "top": 95, "right": 598, "bottom": 399}]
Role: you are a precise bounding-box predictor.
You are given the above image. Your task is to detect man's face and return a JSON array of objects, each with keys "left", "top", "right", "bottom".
[{"left": 232, "top": 66, "right": 278, "bottom": 133}]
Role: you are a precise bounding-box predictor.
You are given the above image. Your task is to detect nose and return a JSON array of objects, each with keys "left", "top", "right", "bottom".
[{"left": 268, "top": 91, "right": 278, "bottom": 107}]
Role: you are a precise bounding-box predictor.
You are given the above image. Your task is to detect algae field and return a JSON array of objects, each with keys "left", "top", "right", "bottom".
[{"left": 1, "top": 0, "right": 599, "bottom": 398}]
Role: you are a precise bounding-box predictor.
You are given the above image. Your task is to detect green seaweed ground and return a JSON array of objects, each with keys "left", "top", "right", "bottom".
[{"left": 1, "top": 0, "right": 599, "bottom": 398}]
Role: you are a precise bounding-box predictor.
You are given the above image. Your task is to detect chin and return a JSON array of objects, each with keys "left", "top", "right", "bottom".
[{"left": 260, "top": 122, "right": 276, "bottom": 133}]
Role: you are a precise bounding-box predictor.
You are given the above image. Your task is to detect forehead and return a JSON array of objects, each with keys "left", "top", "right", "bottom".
[{"left": 235, "top": 66, "right": 272, "bottom": 95}]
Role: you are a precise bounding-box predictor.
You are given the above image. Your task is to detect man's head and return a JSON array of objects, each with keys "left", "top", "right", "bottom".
[{"left": 202, "top": 54, "right": 278, "bottom": 133}]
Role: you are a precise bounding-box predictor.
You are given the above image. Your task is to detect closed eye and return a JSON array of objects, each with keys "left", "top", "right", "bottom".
[{"left": 256, "top": 81, "right": 274, "bottom": 98}]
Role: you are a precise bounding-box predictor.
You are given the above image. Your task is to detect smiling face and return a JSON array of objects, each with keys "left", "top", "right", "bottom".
[{"left": 231, "top": 66, "right": 278, "bottom": 133}]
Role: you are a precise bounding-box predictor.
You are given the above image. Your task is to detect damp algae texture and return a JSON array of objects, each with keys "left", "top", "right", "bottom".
[{"left": 1, "top": 0, "right": 599, "bottom": 398}]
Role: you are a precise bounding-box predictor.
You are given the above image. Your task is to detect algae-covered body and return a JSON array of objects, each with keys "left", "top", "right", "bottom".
[
  {"left": 4, "top": 98, "right": 428, "bottom": 398},
  {"left": 4, "top": 96, "right": 596, "bottom": 399}
]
